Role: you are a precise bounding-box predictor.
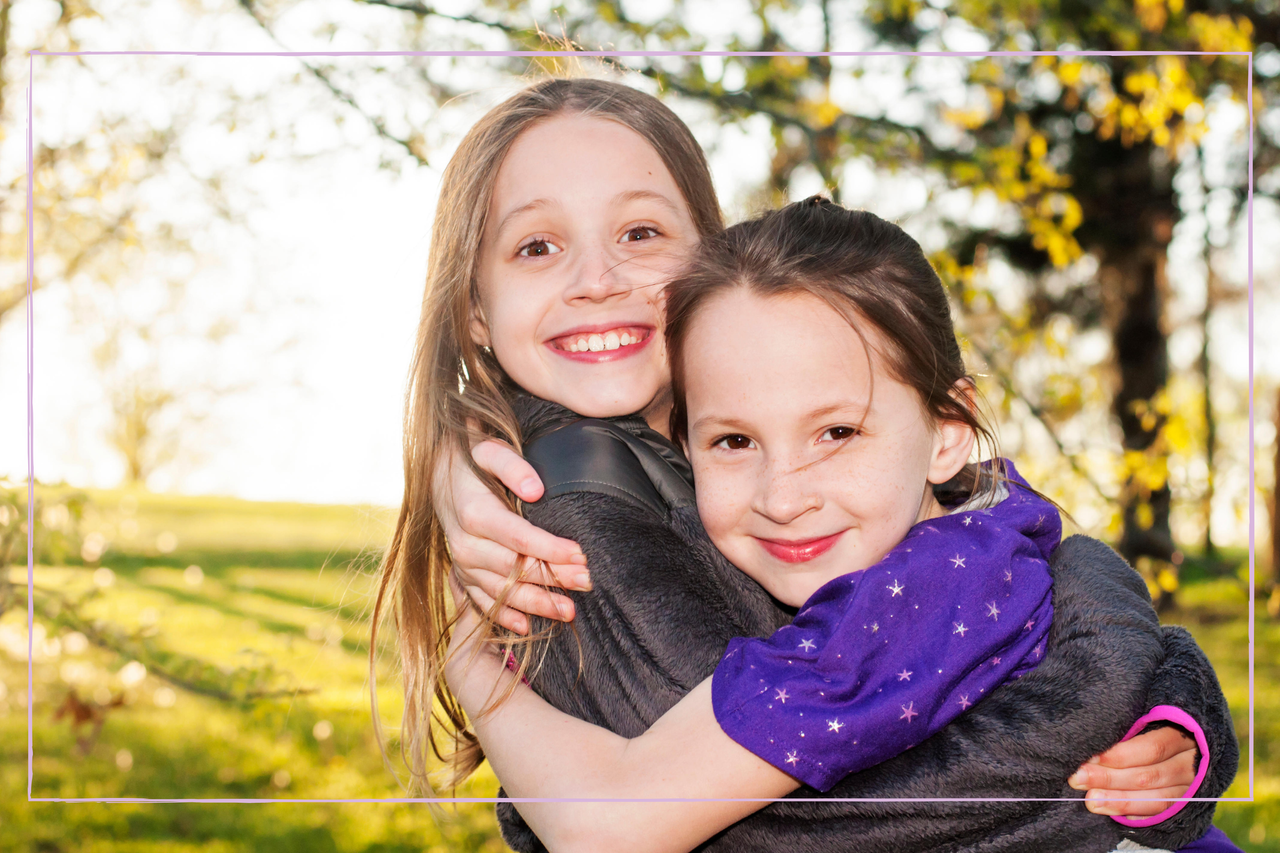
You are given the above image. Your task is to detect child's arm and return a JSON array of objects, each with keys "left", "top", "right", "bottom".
[{"left": 447, "top": 609, "right": 798, "bottom": 853}]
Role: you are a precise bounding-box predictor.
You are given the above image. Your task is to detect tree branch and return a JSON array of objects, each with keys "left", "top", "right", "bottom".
[
  {"left": 237, "top": 0, "right": 430, "bottom": 166},
  {"left": 967, "top": 337, "right": 1116, "bottom": 504}
]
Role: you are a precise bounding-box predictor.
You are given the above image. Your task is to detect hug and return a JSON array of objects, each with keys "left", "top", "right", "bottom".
[{"left": 371, "top": 77, "right": 1241, "bottom": 853}]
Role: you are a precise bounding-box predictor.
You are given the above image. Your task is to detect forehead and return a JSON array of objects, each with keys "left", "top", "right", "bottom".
[
  {"left": 491, "top": 113, "right": 681, "bottom": 210},
  {"left": 683, "top": 289, "right": 894, "bottom": 410}
]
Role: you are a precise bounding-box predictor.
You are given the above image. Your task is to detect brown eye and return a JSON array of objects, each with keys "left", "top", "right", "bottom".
[
  {"left": 820, "top": 426, "right": 859, "bottom": 442},
  {"left": 622, "top": 226, "right": 659, "bottom": 242},
  {"left": 519, "top": 239, "right": 560, "bottom": 257},
  {"left": 714, "top": 434, "right": 755, "bottom": 451}
]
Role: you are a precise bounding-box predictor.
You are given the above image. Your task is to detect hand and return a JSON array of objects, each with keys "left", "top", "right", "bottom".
[
  {"left": 434, "top": 435, "right": 589, "bottom": 635},
  {"left": 1068, "top": 726, "right": 1198, "bottom": 818}
]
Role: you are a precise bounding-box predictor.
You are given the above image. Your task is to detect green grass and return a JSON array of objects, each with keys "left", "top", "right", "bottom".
[{"left": 2, "top": 488, "right": 1276, "bottom": 851}]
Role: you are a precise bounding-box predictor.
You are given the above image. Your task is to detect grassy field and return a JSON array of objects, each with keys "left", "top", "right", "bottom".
[{"left": 1, "top": 488, "right": 1275, "bottom": 851}]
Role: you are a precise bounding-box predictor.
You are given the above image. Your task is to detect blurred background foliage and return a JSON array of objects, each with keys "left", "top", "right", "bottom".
[{"left": 2, "top": 0, "right": 1277, "bottom": 848}]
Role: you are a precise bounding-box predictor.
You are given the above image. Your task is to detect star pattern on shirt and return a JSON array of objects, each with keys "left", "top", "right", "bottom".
[
  {"left": 951, "top": 554, "right": 966, "bottom": 568},
  {"left": 958, "top": 694, "right": 972, "bottom": 709},
  {"left": 870, "top": 622, "right": 879, "bottom": 633},
  {"left": 1024, "top": 619, "right": 1036, "bottom": 631},
  {"left": 897, "top": 669, "right": 912, "bottom": 681},
  {"left": 887, "top": 579, "right": 904, "bottom": 597},
  {"left": 828, "top": 718, "right": 844, "bottom": 733},
  {"left": 986, "top": 602, "right": 1000, "bottom": 620},
  {"left": 785, "top": 750, "right": 799, "bottom": 766},
  {"left": 991, "top": 657, "right": 1002, "bottom": 666},
  {"left": 900, "top": 702, "right": 919, "bottom": 723},
  {"left": 1004, "top": 569, "right": 1013, "bottom": 583},
  {"left": 775, "top": 688, "right": 790, "bottom": 704},
  {"left": 962, "top": 515, "right": 973, "bottom": 526},
  {"left": 953, "top": 622, "right": 968, "bottom": 637},
  {"left": 798, "top": 639, "right": 816, "bottom": 652}
]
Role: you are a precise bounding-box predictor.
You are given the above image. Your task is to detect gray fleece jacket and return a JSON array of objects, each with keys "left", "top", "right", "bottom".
[{"left": 494, "top": 395, "right": 1237, "bottom": 853}]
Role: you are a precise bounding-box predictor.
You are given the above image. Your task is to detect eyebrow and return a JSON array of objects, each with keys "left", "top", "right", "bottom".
[
  {"left": 492, "top": 197, "right": 559, "bottom": 241},
  {"left": 492, "top": 189, "right": 684, "bottom": 242},
  {"left": 690, "top": 401, "right": 869, "bottom": 436},
  {"left": 612, "top": 188, "right": 684, "bottom": 216}
]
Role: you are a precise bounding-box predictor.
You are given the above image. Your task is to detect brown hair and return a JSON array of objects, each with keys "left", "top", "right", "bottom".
[
  {"left": 666, "top": 196, "right": 1002, "bottom": 502},
  {"left": 370, "top": 76, "right": 724, "bottom": 795}
]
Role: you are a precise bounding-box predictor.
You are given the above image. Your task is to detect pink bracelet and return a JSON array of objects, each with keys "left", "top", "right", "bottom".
[
  {"left": 1109, "top": 704, "right": 1210, "bottom": 827},
  {"left": 502, "top": 649, "right": 531, "bottom": 686}
]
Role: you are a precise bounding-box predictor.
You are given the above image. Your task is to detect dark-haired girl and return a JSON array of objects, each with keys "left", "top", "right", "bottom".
[{"left": 441, "top": 197, "right": 1240, "bottom": 853}]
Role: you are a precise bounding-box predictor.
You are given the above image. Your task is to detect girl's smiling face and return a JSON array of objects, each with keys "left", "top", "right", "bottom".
[
  {"left": 473, "top": 113, "right": 700, "bottom": 425},
  {"left": 684, "top": 288, "right": 974, "bottom": 607}
]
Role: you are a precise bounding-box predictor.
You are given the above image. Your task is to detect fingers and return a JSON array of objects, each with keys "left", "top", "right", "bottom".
[
  {"left": 473, "top": 439, "right": 546, "bottom": 503},
  {"left": 1093, "top": 725, "right": 1196, "bottom": 769},
  {"left": 1084, "top": 786, "right": 1189, "bottom": 817},
  {"left": 457, "top": 564, "right": 577, "bottom": 627},
  {"left": 459, "top": 582, "right": 535, "bottom": 636},
  {"left": 452, "top": 535, "right": 591, "bottom": 592},
  {"left": 1069, "top": 753, "right": 1195, "bottom": 796},
  {"left": 456, "top": 494, "right": 587, "bottom": 571}
]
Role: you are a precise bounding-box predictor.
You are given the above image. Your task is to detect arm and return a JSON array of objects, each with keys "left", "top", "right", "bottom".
[
  {"left": 433, "top": 436, "right": 588, "bottom": 632},
  {"left": 447, "top": 607, "right": 799, "bottom": 853}
]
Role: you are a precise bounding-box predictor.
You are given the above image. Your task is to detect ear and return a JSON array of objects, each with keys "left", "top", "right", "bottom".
[
  {"left": 469, "top": 301, "right": 492, "bottom": 348},
  {"left": 927, "top": 380, "right": 978, "bottom": 485}
]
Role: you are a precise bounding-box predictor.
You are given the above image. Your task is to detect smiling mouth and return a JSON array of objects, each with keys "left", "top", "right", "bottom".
[
  {"left": 549, "top": 326, "right": 652, "bottom": 353},
  {"left": 755, "top": 532, "right": 845, "bottom": 563}
]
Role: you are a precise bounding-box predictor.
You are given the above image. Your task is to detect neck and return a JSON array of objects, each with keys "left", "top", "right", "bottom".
[{"left": 640, "top": 386, "right": 674, "bottom": 439}]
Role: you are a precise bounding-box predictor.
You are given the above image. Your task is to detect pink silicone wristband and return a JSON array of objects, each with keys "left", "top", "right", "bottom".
[{"left": 1109, "top": 704, "right": 1210, "bottom": 827}]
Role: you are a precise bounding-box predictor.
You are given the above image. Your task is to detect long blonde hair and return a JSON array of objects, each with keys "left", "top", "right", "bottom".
[{"left": 370, "top": 76, "right": 724, "bottom": 793}]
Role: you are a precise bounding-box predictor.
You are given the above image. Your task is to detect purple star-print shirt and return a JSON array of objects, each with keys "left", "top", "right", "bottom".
[{"left": 711, "top": 460, "right": 1059, "bottom": 792}]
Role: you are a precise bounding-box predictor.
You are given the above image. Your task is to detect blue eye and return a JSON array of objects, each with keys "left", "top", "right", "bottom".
[{"left": 518, "top": 238, "right": 561, "bottom": 257}]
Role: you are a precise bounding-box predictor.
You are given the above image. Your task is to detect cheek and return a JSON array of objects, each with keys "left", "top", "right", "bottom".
[{"left": 693, "top": 462, "right": 749, "bottom": 537}]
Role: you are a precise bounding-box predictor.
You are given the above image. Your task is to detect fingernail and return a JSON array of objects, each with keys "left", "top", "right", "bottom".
[
  {"left": 1067, "top": 771, "right": 1087, "bottom": 790},
  {"left": 519, "top": 478, "right": 541, "bottom": 497},
  {"left": 569, "top": 552, "right": 588, "bottom": 565},
  {"left": 555, "top": 600, "right": 573, "bottom": 620},
  {"left": 572, "top": 572, "right": 592, "bottom": 591}
]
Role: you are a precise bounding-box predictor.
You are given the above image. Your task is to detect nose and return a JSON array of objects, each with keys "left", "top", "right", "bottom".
[
  {"left": 561, "top": 237, "right": 635, "bottom": 304},
  {"left": 752, "top": 455, "right": 822, "bottom": 525}
]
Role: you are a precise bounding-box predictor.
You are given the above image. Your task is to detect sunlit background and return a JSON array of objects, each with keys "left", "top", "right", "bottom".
[{"left": 1, "top": 0, "right": 1277, "bottom": 849}]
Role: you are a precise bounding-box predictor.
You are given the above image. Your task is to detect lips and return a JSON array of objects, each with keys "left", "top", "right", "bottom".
[
  {"left": 755, "top": 531, "right": 845, "bottom": 563},
  {"left": 547, "top": 325, "right": 654, "bottom": 363}
]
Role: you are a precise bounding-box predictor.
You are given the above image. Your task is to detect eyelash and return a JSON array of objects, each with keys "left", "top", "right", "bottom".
[
  {"left": 621, "top": 225, "right": 660, "bottom": 243},
  {"left": 711, "top": 434, "right": 755, "bottom": 451},
  {"left": 820, "top": 426, "right": 860, "bottom": 443},
  {"left": 517, "top": 237, "right": 560, "bottom": 258}
]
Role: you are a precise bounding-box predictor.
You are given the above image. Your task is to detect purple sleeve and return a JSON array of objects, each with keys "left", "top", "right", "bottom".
[
  {"left": 711, "top": 501, "right": 1056, "bottom": 792},
  {"left": 1174, "top": 827, "right": 1245, "bottom": 853}
]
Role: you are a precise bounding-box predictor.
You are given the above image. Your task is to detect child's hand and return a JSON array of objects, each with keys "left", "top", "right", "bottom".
[
  {"left": 433, "top": 435, "right": 589, "bottom": 635},
  {"left": 1067, "top": 726, "right": 1197, "bottom": 817}
]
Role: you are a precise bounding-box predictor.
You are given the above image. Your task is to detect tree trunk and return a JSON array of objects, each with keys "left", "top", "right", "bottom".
[
  {"left": 1073, "top": 132, "right": 1180, "bottom": 611},
  {"left": 1270, "top": 388, "right": 1280, "bottom": 618}
]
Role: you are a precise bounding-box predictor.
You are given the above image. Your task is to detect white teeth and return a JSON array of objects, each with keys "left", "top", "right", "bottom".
[{"left": 560, "top": 330, "right": 644, "bottom": 352}]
